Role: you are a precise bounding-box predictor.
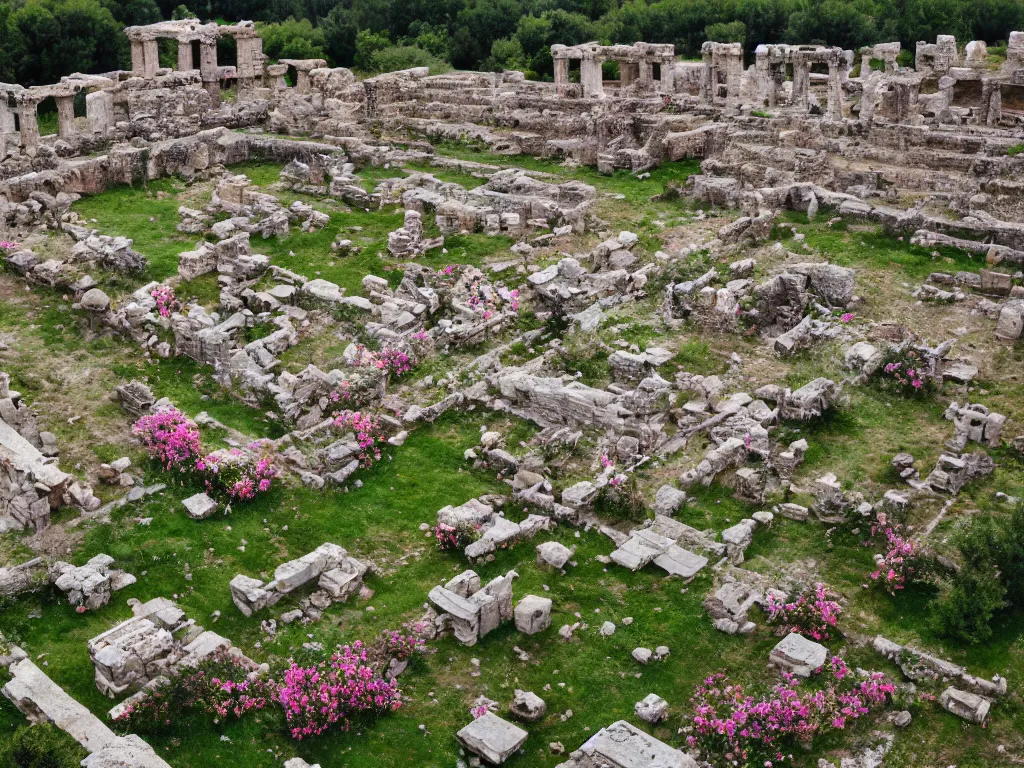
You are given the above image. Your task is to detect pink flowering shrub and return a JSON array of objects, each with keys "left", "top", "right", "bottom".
[
  {"left": 374, "top": 625, "right": 428, "bottom": 663},
  {"left": 766, "top": 583, "right": 842, "bottom": 641},
  {"left": 132, "top": 408, "right": 201, "bottom": 470},
  {"left": 876, "top": 349, "right": 933, "bottom": 396},
  {"left": 197, "top": 440, "right": 278, "bottom": 500},
  {"left": 151, "top": 285, "right": 180, "bottom": 318},
  {"left": 687, "top": 657, "right": 894, "bottom": 767},
  {"left": 278, "top": 641, "right": 402, "bottom": 740},
  {"left": 0, "top": 240, "right": 20, "bottom": 250},
  {"left": 839, "top": 312, "right": 855, "bottom": 323},
  {"left": 333, "top": 410, "right": 384, "bottom": 468},
  {"left": 434, "top": 521, "right": 480, "bottom": 551},
  {"left": 869, "top": 524, "right": 919, "bottom": 595},
  {"left": 378, "top": 346, "right": 413, "bottom": 377},
  {"left": 114, "top": 653, "right": 276, "bottom": 734}
]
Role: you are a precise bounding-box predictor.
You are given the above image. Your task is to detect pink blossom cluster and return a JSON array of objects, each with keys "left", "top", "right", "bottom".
[
  {"left": 0, "top": 240, "right": 19, "bottom": 250},
  {"left": 328, "top": 380, "right": 353, "bottom": 404},
  {"left": 766, "top": 583, "right": 842, "bottom": 641},
  {"left": 378, "top": 627, "right": 427, "bottom": 662},
  {"left": 196, "top": 440, "right": 278, "bottom": 500},
  {"left": 883, "top": 361, "right": 925, "bottom": 390},
  {"left": 839, "top": 312, "right": 855, "bottom": 323},
  {"left": 687, "top": 657, "right": 894, "bottom": 767},
  {"left": 869, "top": 523, "right": 918, "bottom": 594},
  {"left": 347, "top": 343, "right": 381, "bottom": 368},
  {"left": 151, "top": 284, "right": 179, "bottom": 318},
  {"left": 114, "top": 653, "right": 275, "bottom": 733},
  {"left": 333, "top": 410, "right": 384, "bottom": 467},
  {"left": 434, "top": 522, "right": 478, "bottom": 551},
  {"left": 437, "top": 264, "right": 455, "bottom": 277},
  {"left": 600, "top": 454, "right": 614, "bottom": 469},
  {"left": 378, "top": 346, "right": 413, "bottom": 377},
  {"left": 132, "top": 408, "right": 201, "bottom": 470},
  {"left": 277, "top": 641, "right": 402, "bottom": 740},
  {"left": 471, "top": 704, "right": 490, "bottom": 719}
]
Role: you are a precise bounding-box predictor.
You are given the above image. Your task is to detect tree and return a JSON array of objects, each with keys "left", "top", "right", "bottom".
[
  {"left": 258, "top": 17, "right": 328, "bottom": 61},
  {"left": 322, "top": 5, "right": 359, "bottom": 66},
  {"left": 100, "top": 0, "right": 161, "bottom": 26},
  {"left": 12, "top": 0, "right": 127, "bottom": 87},
  {"left": 353, "top": 28, "right": 392, "bottom": 71},
  {"left": 784, "top": 0, "right": 878, "bottom": 49},
  {"left": 705, "top": 20, "right": 747, "bottom": 44},
  {"left": 0, "top": 2, "right": 25, "bottom": 83},
  {"left": 482, "top": 37, "right": 526, "bottom": 71},
  {"left": 368, "top": 45, "right": 452, "bottom": 74}
]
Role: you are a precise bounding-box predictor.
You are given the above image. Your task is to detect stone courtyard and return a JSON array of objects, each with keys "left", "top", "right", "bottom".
[{"left": 0, "top": 18, "right": 1023, "bottom": 768}]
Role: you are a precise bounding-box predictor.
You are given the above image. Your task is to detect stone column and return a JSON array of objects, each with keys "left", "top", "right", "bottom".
[
  {"left": 983, "top": 82, "right": 1002, "bottom": 126},
  {"left": 130, "top": 39, "right": 146, "bottom": 75},
  {"left": 199, "top": 41, "right": 220, "bottom": 103},
  {"left": 554, "top": 58, "right": 570, "bottom": 97},
  {"left": 17, "top": 102, "right": 39, "bottom": 154},
  {"left": 295, "top": 69, "right": 312, "bottom": 94},
  {"left": 827, "top": 62, "right": 842, "bottom": 118},
  {"left": 177, "top": 39, "right": 194, "bottom": 71},
  {"left": 142, "top": 39, "right": 159, "bottom": 78},
  {"left": 581, "top": 56, "right": 604, "bottom": 98},
  {"left": 860, "top": 53, "right": 872, "bottom": 78},
  {"left": 659, "top": 56, "right": 675, "bottom": 93},
  {"left": 86, "top": 90, "right": 113, "bottom": 137},
  {"left": 701, "top": 50, "right": 715, "bottom": 103},
  {"left": 266, "top": 63, "right": 288, "bottom": 90},
  {"left": 636, "top": 61, "right": 650, "bottom": 87},
  {"left": 792, "top": 57, "right": 809, "bottom": 108},
  {"left": 235, "top": 37, "right": 259, "bottom": 94},
  {"left": 55, "top": 94, "right": 76, "bottom": 139},
  {"left": 0, "top": 99, "right": 15, "bottom": 134},
  {"left": 726, "top": 52, "right": 742, "bottom": 105}
]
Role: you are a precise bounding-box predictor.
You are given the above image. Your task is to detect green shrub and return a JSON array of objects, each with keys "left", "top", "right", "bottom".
[
  {"left": 1008, "top": 143, "right": 1024, "bottom": 157},
  {"left": 932, "top": 503, "right": 1024, "bottom": 643},
  {"left": 369, "top": 45, "right": 452, "bottom": 75},
  {"left": 0, "top": 724, "right": 87, "bottom": 768}
]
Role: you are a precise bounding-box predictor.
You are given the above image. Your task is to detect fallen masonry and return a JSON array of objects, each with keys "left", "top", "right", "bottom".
[
  {"left": 1, "top": 643, "right": 171, "bottom": 768},
  {"left": 49, "top": 554, "right": 136, "bottom": 610},
  {"left": 456, "top": 711, "right": 529, "bottom": 765},
  {"left": 229, "top": 542, "right": 368, "bottom": 621},
  {"left": 426, "top": 569, "right": 518, "bottom": 646},
  {"left": 559, "top": 720, "right": 698, "bottom": 767}
]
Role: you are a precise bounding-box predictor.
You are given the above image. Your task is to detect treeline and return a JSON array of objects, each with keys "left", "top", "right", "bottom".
[{"left": 3, "top": 0, "right": 1024, "bottom": 87}]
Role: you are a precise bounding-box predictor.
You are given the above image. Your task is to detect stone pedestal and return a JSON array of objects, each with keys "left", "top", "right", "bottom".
[
  {"left": 55, "top": 95, "right": 76, "bottom": 139},
  {"left": 177, "top": 40, "right": 194, "bottom": 71},
  {"left": 17, "top": 103, "right": 39, "bottom": 154}
]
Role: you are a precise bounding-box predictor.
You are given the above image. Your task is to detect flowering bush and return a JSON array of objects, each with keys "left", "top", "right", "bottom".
[
  {"left": 433, "top": 521, "right": 480, "bottom": 551},
  {"left": 333, "top": 410, "right": 384, "bottom": 468},
  {"left": 197, "top": 440, "right": 278, "bottom": 500},
  {"left": 151, "top": 285, "right": 179, "bottom": 318},
  {"left": 378, "top": 346, "right": 413, "bottom": 377},
  {"left": 869, "top": 524, "right": 919, "bottom": 595},
  {"left": 839, "top": 312, "right": 855, "bottom": 323},
  {"left": 374, "top": 625, "right": 428, "bottom": 663},
  {"left": 687, "top": 657, "right": 894, "bottom": 767},
  {"left": 132, "top": 408, "right": 201, "bottom": 470},
  {"left": 278, "top": 641, "right": 402, "bottom": 740},
  {"left": 876, "top": 349, "right": 933, "bottom": 396},
  {"left": 766, "top": 583, "right": 842, "bottom": 641},
  {"left": 0, "top": 240, "right": 19, "bottom": 250},
  {"left": 114, "top": 653, "right": 276, "bottom": 734}
]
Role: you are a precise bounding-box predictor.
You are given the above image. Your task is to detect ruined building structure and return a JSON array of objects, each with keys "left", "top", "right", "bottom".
[{"left": 2, "top": 27, "right": 1024, "bottom": 298}]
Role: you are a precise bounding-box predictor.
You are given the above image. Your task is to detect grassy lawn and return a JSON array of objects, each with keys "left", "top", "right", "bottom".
[{"left": 1, "top": 143, "right": 1020, "bottom": 768}]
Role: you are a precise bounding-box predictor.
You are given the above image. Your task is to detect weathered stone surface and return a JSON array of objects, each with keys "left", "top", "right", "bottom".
[
  {"left": 456, "top": 711, "right": 528, "bottom": 765},
  {"left": 769, "top": 632, "right": 828, "bottom": 678},
  {"left": 514, "top": 594, "right": 552, "bottom": 635}
]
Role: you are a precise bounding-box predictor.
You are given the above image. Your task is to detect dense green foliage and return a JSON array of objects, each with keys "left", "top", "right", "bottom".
[
  {"left": 0, "top": 724, "right": 88, "bottom": 768},
  {"left": 933, "top": 503, "right": 1024, "bottom": 644},
  {"left": 1, "top": 0, "right": 1023, "bottom": 85}
]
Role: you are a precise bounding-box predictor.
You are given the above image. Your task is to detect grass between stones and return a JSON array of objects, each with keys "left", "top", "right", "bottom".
[{"left": 1, "top": 153, "right": 1022, "bottom": 768}]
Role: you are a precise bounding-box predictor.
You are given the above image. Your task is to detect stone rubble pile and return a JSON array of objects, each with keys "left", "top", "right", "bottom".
[
  {"left": 88, "top": 597, "right": 258, "bottom": 699},
  {"left": 49, "top": 554, "right": 136, "bottom": 610},
  {"left": 229, "top": 542, "right": 369, "bottom": 623},
  {"left": 436, "top": 496, "right": 554, "bottom": 562},
  {"left": 426, "top": 568, "right": 519, "bottom": 646}
]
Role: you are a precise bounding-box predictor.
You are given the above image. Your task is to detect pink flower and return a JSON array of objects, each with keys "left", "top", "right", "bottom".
[{"left": 839, "top": 313, "right": 854, "bottom": 323}]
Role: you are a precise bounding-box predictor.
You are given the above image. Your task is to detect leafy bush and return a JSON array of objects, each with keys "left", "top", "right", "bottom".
[
  {"left": 766, "top": 582, "right": 843, "bottom": 640},
  {"left": 932, "top": 503, "right": 1024, "bottom": 643},
  {"left": 369, "top": 45, "right": 451, "bottom": 75},
  {"left": 0, "top": 724, "right": 87, "bottom": 768},
  {"left": 687, "top": 657, "right": 894, "bottom": 768},
  {"left": 114, "top": 652, "right": 277, "bottom": 734},
  {"left": 705, "top": 20, "right": 746, "bottom": 43},
  {"left": 874, "top": 347, "right": 936, "bottom": 396}
]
